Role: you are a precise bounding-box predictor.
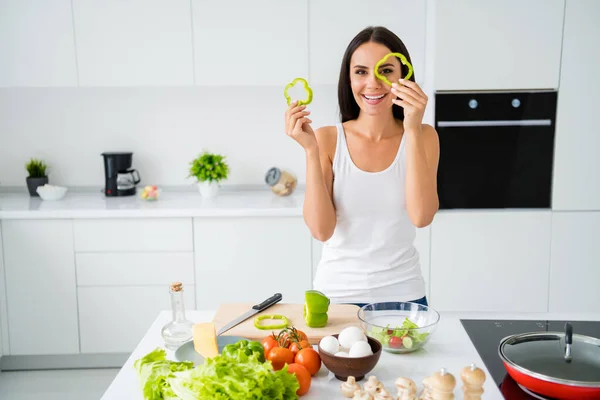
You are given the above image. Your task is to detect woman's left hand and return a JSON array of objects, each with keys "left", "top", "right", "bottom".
[{"left": 391, "top": 79, "right": 428, "bottom": 134}]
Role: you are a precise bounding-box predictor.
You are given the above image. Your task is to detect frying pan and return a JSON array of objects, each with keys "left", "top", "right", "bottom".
[{"left": 498, "top": 322, "right": 600, "bottom": 399}]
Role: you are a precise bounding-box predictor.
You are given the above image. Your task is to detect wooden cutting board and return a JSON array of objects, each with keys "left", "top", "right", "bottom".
[{"left": 212, "top": 303, "right": 361, "bottom": 344}]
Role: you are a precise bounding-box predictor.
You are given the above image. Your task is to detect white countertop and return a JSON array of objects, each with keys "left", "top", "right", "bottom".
[
  {"left": 0, "top": 189, "right": 304, "bottom": 219},
  {"left": 100, "top": 310, "right": 600, "bottom": 400}
]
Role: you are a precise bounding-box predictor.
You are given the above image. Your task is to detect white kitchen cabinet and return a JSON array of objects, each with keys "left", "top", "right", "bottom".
[
  {"left": 311, "top": 225, "right": 431, "bottom": 299},
  {"left": 193, "top": 217, "right": 312, "bottom": 310},
  {"left": 78, "top": 285, "right": 195, "bottom": 353},
  {"left": 75, "top": 252, "right": 194, "bottom": 286},
  {"left": 0, "top": 0, "right": 77, "bottom": 87},
  {"left": 430, "top": 211, "right": 552, "bottom": 312},
  {"left": 552, "top": 0, "right": 600, "bottom": 211},
  {"left": 72, "top": 0, "right": 194, "bottom": 86},
  {"left": 435, "top": 0, "right": 564, "bottom": 90},
  {"left": 73, "top": 218, "right": 193, "bottom": 252},
  {"left": 309, "top": 0, "right": 426, "bottom": 85},
  {"left": 549, "top": 212, "right": 600, "bottom": 312},
  {"left": 0, "top": 222, "right": 6, "bottom": 357},
  {"left": 192, "top": 0, "right": 308, "bottom": 86},
  {"left": 2, "top": 220, "right": 79, "bottom": 355}
]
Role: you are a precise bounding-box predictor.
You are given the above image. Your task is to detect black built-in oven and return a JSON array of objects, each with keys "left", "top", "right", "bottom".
[{"left": 434, "top": 91, "right": 557, "bottom": 209}]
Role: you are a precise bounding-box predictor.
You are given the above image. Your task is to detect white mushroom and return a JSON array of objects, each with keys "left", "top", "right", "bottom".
[
  {"left": 363, "top": 375, "right": 384, "bottom": 396},
  {"left": 352, "top": 389, "right": 374, "bottom": 400},
  {"left": 395, "top": 377, "right": 417, "bottom": 400},
  {"left": 341, "top": 376, "right": 361, "bottom": 398},
  {"left": 373, "top": 387, "right": 394, "bottom": 400}
]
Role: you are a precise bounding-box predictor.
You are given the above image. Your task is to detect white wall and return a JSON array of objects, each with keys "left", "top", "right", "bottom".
[
  {"left": 0, "top": 0, "right": 433, "bottom": 188},
  {"left": 0, "top": 86, "right": 337, "bottom": 187},
  {"left": 0, "top": 0, "right": 432, "bottom": 189}
]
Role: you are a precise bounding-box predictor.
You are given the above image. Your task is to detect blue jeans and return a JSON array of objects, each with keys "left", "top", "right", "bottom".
[{"left": 347, "top": 296, "right": 429, "bottom": 309}]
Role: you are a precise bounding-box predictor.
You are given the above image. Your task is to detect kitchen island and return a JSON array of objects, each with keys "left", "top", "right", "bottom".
[{"left": 101, "top": 310, "right": 600, "bottom": 399}]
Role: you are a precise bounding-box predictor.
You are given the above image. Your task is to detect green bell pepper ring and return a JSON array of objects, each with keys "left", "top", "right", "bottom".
[
  {"left": 254, "top": 314, "right": 289, "bottom": 330},
  {"left": 374, "top": 52, "right": 413, "bottom": 86},
  {"left": 221, "top": 339, "right": 265, "bottom": 363},
  {"left": 284, "top": 77, "right": 313, "bottom": 106}
]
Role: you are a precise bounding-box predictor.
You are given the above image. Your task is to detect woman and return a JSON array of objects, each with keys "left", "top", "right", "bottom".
[{"left": 284, "top": 26, "right": 440, "bottom": 307}]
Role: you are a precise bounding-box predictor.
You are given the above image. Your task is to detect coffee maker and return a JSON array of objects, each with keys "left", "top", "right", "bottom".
[{"left": 101, "top": 152, "right": 141, "bottom": 197}]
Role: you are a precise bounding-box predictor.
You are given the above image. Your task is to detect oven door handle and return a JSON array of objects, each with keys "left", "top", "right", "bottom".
[{"left": 437, "top": 119, "right": 552, "bottom": 128}]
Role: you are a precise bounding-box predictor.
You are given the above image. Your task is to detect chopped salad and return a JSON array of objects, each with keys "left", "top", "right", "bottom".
[{"left": 368, "top": 317, "right": 429, "bottom": 349}]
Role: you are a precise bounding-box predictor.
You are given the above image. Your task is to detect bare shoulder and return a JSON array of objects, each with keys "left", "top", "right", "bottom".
[
  {"left": 421, "top": 123, "right": 438, "bottom": 139},
  {"left": 421, "top": 124, "right": 440, "bottom": 147},
  {"left": 314, "top": 125, "right": 338, "bottom": 161}
]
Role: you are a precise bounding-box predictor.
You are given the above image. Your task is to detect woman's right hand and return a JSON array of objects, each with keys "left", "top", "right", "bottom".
[{"left": 284, "top": 101, "right": 317, "bottom": 151}]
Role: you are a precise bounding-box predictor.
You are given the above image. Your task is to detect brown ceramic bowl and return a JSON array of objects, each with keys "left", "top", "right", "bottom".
[{"left": 317, "top": 334, "right": 382, "bottom": 381}]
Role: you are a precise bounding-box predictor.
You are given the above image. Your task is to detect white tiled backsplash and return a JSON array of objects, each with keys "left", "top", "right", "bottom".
[{"left": 0, "top": 85, "right": 340, "bottom": 187}]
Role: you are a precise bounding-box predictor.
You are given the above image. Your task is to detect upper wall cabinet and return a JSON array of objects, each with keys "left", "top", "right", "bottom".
[
  {"left": 309, "top": 0, "right": 426, "bottom": 86},
  {"left": 435, "top": 0, "right": 565, "bottom": 91},
  {"left": 0, "top": 0, "right": 77, "bottom": 87},
  {"left": 72, "top": 0, "right": 194, "bottom": 86},
  {"left": 552, "top": 0, "right": 600, "bottom": 211},
  {"left": 192, "top": 0, "right": 308, "bottom": 86}
]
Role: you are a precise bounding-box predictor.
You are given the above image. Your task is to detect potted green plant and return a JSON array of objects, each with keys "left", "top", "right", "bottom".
[
  {"left": 25, "top": 158, "right": 49, "bottom": 197},
  {"left": 188, "top": 151, "right": 230, "bottom": 198}
]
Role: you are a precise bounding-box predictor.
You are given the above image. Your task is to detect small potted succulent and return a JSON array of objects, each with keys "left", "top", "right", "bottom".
[
  {"left": 188, "top": 151, "right": 230, "bottom": 198},
  {"left": 25, "top": 158, "right": 49, "bottom": 197}
]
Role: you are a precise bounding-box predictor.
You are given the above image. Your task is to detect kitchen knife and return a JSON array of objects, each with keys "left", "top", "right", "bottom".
[{"left": 217, "top": 293, "right": 283, "bottom": 336}]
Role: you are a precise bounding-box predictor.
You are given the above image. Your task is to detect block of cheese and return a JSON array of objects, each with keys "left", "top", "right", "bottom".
[{"left": 193, "top": 322, "right": 219, "bottom": 358}]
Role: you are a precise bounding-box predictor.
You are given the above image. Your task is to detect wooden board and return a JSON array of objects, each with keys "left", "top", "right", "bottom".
[{"left": 212, "top": 303, "right": 361, "bottom": 344}]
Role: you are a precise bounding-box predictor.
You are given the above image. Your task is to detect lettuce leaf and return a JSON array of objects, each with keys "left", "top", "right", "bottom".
[
  {"left": 167, "top": 353, "right": 299, "bottom": 400},
  {"left": 133, "top": 348, "right": 194, "bottom": 400},
  {"left": 134, "top": 348, "right": 299, "bottom": 400}
]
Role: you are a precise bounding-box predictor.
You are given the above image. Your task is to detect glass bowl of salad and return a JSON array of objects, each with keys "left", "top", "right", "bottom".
[{"left": 357, "top": 302, "right": 440, "bottom": 354}]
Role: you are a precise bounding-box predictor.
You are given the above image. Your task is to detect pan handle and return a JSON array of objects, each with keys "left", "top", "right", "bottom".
[{"left": 564, "top": 322, "right": 573, "bottom": 362}]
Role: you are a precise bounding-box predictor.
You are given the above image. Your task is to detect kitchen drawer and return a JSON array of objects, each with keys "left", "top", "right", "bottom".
[
  {"left": 78, "top": 285, "right": 196, "bottom": 354},
  {"left": 73, "top": 218, "right": 193, "bottom": 252},
  {"left": 76, "top": 252, "right": 194, "bottom": 286}
]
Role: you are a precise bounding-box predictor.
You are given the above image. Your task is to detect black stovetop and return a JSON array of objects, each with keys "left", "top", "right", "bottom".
[{"left": 460, "top": 319, "right": 600, "bottom": 400}]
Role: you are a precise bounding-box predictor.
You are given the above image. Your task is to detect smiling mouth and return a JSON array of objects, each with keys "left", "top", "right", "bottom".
[
  {"left": 362, "top": 93, "right": 386, "bottom": 100},
  {"left": 361, "top": 93, "right": 387, "bottom": 105}
]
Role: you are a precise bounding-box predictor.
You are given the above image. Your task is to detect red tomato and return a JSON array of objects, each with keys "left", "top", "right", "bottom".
[
  {"left": 287, "top": 363, "right": 311, "bottom": 396},
  {"left": 289, "top": 342, "right": 301, "bottom": 355},
  {"left": 294, "top": 348, "right": 321, "bottom": 376},
  {"left": 280, "top": 327, "right": 309, "bottom": 347},
  {"left": 269, "top": 347, "right": 295, "bottom": 371},
  {"left": 262, "top": 335, "right": 279, "bottom": 359},
  {"left": 389, "top": 336, "right": 403, "bottom": 349}
]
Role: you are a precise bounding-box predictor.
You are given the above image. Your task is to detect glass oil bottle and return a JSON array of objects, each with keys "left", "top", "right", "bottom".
[{"left": 161, "top": 281, "right": 194, "bottom": 350}]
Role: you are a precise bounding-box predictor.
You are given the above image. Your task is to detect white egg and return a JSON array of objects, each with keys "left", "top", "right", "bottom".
[
  {"left": 334, "top": 351, "right": 349, "bottom": 357},
  {"left": 349, "top": 340, "right": 373, "bottom": 358},
  {"left": 319, "top": 335, "right": 340, "bottom": 354},
  {"left": 338, "top": 326, "right": 368, "bottom": 349}
]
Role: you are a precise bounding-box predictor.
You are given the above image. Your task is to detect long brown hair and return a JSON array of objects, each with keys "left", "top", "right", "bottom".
[{"left": 338, "top": 26, "right": 416, "bottom": 123}]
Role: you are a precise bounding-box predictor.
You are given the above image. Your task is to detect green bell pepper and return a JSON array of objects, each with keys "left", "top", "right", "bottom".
[
  {"left": 374, "top": 52, "right": 414, "bottom": 86},
  {"left": 221, "top": 339, "right": 265, "bottom": 363},
  {"left": 284, "top": 77, "right": 313, "bottom": 106},
  {"left": 304, "top": 290, "right": 330, "bottom": 328}
]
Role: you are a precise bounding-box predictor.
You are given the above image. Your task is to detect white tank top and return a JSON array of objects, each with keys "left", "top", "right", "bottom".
[{"left": 313, "top": 122, "right": 426, "bottom": 304}]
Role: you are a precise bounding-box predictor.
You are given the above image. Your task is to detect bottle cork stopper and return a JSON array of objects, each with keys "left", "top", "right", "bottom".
[{"left": 170, "top": 282, "right": 183, "bottom": 292}]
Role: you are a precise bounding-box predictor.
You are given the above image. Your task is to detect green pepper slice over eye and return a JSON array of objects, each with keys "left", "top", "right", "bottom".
[
  {"left": 284, "top": 77, "right": 313, "bottom": 106},
  {"left": 254, "top": 314, "right": 289, "bottom": 330},
  {"left": 374, "top": 52, "right": 414, "bottom": 86}
]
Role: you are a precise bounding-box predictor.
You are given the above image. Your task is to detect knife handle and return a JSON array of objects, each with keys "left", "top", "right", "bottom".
[{"left": 252, "top": 293, "right": 282, "bottom": 311}]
